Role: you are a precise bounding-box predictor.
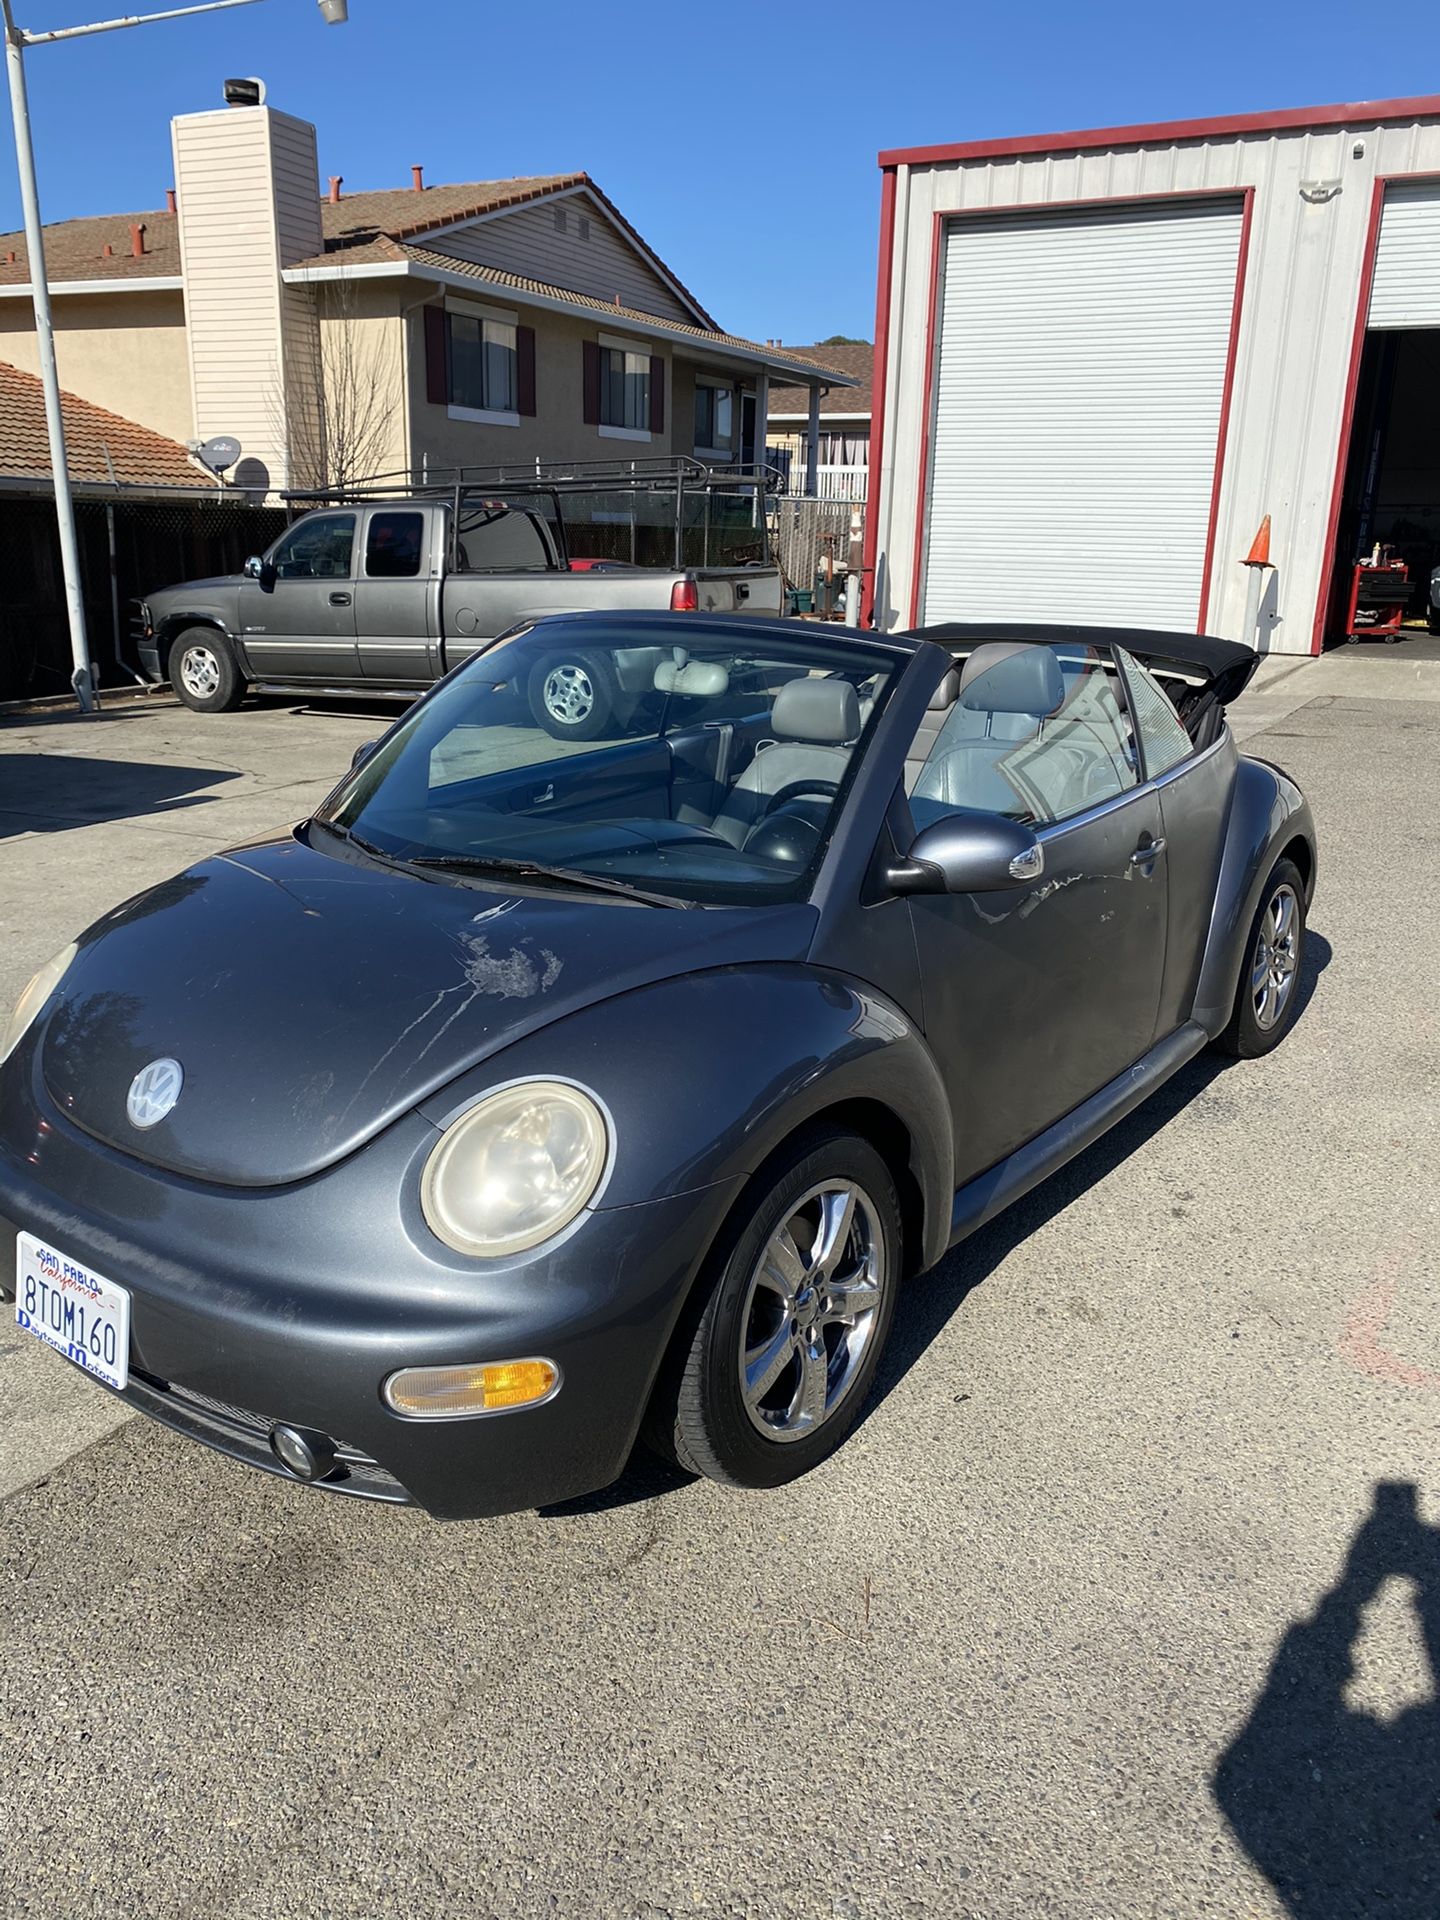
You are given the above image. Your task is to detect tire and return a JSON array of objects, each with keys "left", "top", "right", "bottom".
[
  {"left": 527, "top": 652, "right": 615, "bottom": 742},
  {"left": 1428, "top": 607, "right": 1440, "bottom": 636},
  {"left": 651, "top": 1128, "right": 902, "bottom": 1490},
  {"left": 169, "top": 628, "right": 246, "bottom": 713},
  {"left": 1212, "top": 857, "right": 1307, "bottom": 1059}
]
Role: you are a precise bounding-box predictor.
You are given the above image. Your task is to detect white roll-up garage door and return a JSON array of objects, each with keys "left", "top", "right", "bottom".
[
  {"left": 1368, "top": 181, "right": 1440, "bottom": 328},
  {"left": 920, "top": 198, "right": 1245, "bottom": 630}
]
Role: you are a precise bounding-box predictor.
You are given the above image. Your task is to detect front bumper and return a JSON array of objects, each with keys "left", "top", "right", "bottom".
[{"left": 0, "top": 1052, "right": 740, "bottom": 1519}]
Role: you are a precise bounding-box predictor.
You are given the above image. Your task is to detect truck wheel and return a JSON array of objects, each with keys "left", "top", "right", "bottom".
[
  {"left": 527, "top": 653, "right": 615, "bottom": 742},
  {"left": 169, "top": 628, "right": 246, "bottom": 713}
]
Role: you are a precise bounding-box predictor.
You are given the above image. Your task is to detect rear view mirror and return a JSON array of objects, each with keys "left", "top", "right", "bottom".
[{"left": 887, "top": 809, "right": 1044, "bottom": 895}]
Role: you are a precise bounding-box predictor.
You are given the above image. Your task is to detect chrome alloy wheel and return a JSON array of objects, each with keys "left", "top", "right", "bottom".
[
  {"left": 739, "top": 1181, "right": 887, "bottom": 1443},
  {"left": 179, "top": 644, "right": 221, "bottom": 701},
  {"left": 1251, "top": 882, "right": 1301, "bottom": 1030},
  {"left": 542, "top": 663, "right": 595, "bottom": 725}
]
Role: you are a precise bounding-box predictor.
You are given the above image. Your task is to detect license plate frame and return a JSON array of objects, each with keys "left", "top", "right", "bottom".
[{"left": 14, "top": 1231, "right": 131, "bottom": 1392}]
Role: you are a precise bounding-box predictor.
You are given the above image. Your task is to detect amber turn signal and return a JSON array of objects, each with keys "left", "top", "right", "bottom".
[{"left": 383, "top": 1358, "right": 560, "bottom": 1420}]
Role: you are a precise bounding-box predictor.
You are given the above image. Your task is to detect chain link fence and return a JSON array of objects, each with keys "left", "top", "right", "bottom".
[
  {"left": 0, "top": 493, "right": 288, "bottom": 706},
  {"left": 768, "top": 497, "right": 864, "bottom": 608}
]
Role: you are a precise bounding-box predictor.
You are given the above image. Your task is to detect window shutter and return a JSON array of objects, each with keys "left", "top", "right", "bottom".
[
  {"left": 424, "top": 305, "right": 448, "bottom": 406},
  {"left": 516, "top": 325, "right": 537, "bottom": 417},
  {"left": 649, "top": 355, "right": 665, "bottom": 435},
  {"left": 583, "top": 340, "right": 601, "bottom": 425}
]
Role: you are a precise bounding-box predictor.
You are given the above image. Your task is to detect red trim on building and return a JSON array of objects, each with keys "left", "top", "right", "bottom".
[
  {"left": 1196, "top": 188, "right": 1255, "bottom": 632},
  {"left": 906, "top": 212, "right": 944, "bottom": 628},
  {"left": 1307, "top": 171, "right": 1440, "bottom": 654},
  {"left": 878, "top": 94, "right": 1440, "bottom": 171},
  {"left": 859, "top": 166, "right": 897, "bottom": 627},
  {"left": 905, "top": 190, "right": 1251, "bottom": 631}
]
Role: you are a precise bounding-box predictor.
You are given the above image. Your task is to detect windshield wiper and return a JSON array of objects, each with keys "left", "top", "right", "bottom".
[
  {"left": 309, "top": 818, "right": 417, "bottom": 873},
  {"left": 406, "top": 853, "right": 697, "bottom": 909}
]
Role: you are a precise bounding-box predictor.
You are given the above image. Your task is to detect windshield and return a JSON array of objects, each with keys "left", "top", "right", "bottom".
[{"left": 316, "top": 622, "right": 899, "bottom": 906}]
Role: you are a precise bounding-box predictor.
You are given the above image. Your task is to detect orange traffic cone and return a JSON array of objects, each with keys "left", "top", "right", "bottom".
[{"left": 1242, "top": 516, "right": 1272, "bottom": 567}]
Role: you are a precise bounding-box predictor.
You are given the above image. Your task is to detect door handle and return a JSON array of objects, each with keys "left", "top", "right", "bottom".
[
  {"left": 329, "top": 591, "right": 352, "bottom": 607},
  {"left": 1130, "top": 836, "right": 1166, "bottom": 865}
]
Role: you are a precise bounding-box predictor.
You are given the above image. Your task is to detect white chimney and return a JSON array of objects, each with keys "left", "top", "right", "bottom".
[{"left": 171, "top": 104, "right": 324, "bottom": 491}]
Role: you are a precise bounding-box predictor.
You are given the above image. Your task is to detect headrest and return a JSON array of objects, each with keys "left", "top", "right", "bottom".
[
  {"left": 928, "top": 668, "right": 959, "bottom": 712},
  {"left": 653, "top": 659, "right": 729, "bottom": 696},
  {"left": 772, "top": 676, "right": 860, "bottom": 744},
  {"left": 958, "top": 642, "right": 1064, "bottom": 716}
]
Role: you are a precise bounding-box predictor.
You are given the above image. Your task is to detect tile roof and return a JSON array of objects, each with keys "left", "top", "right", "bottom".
[
  {"left": 0, "top": 173, "right": 719, "bottom": 325},
  {"left": 0, "top": 180, "right": 575, "bottom": 288},
  {"left": 0, "top": 170, "right": 851, "bottom": 386},
  {"left": 0, "top": 360, "right": 197, "bottom": 488},
  {"left": 768, "top": 342, "right": 873, "bottom": 416},
  {"left": 0, "top": 208, "right": 181, "bottom": 287},
  {"left": 400, "top": 247, "right": 857, "bottom": 385}
]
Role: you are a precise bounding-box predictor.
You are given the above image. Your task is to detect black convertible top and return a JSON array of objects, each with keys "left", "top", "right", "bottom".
[{"left": 903, "top": 621, "right": 1259, "bottom": 708}]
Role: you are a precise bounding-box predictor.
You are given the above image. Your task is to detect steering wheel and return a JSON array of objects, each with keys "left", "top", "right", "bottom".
[{"left": 754, "top": 778, "right": 841, "bottom": 822}]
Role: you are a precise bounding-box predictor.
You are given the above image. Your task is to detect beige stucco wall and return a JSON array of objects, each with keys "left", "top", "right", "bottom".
[
  {"left": 406, "top": 300, "right": 683, "bottom": 472},
  {"left": 303, "top": 277, "right": 410, "bottom": 484},
  {"left": 0, "top": 288, "right": 191, "bottom": 443}
]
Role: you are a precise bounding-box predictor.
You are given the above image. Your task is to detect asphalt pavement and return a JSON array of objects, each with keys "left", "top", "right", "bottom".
[{"left": 2, "top": 656, "right": 1438, "bottom": 1920}]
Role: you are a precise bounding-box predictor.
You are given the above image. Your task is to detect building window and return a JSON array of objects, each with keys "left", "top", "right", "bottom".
[
  {"left": 448, "top": 310, "right": 517, "bottom": 414},
  {"left": 578, "top": 215, "right": 591, "bottom": 242},
  {"left": 553, "top": 205, "right": 568, "bottom": 233},
  {"left": 600, "top": 344, "right": 650, "bottom": 431},
  {"left": 694, "top": 380, "right": 734, "bottom": 453}
]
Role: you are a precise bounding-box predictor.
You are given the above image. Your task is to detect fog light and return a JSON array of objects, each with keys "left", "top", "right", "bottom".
[
  {"left": 270, "top": 1423, "right": 338, "bottom": 1481},
  {"left": 383, "top": 1358, "right": 560, "bottom": 1420}
]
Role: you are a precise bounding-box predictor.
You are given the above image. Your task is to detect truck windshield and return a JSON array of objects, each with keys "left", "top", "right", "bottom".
[{"left": 316, "top": 623, "right": 899, "bottom": 906}]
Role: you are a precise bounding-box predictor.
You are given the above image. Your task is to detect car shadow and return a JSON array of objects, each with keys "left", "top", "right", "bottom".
[
  {"left": 0, "top": 753, "right": 241, "bottom": 839},
  {"left": 552, "top": 929, "right": 1332, "bottom": 1519},
  {"left": 1214, "top": 1479, "right": 1440, "bottom": 1918}
]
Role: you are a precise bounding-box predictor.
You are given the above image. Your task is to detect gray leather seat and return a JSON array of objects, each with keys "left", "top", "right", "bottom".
[
  {"left": 903, "top": 668, "right": 960, "bottom": 792},
  {"left": 710, "top": 677, "right": 859, "bottom": 848},
  {"left": 912, "top": 643, "right": 1064, "bottom": 820}
]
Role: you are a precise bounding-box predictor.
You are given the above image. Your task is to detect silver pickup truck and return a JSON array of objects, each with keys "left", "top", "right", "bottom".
[{"left": 138, "top": 494, "right": 783, "bottom": 738}]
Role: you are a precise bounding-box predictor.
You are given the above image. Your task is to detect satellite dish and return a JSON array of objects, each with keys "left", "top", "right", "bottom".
[{"left": 193, "top": 435, "right": 242, "bottom": 478}]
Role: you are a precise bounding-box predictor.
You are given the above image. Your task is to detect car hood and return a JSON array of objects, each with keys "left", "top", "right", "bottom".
[
  {"left": 148, "top": 576, "right": 241, "bottom": 601},
  {"left": 40, "top": 835, "right": 816, "bottom": 1187}
]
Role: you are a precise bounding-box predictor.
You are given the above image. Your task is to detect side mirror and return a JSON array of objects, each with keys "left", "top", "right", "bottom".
[
  {"left": 350, "top": 739, "right": 379, "bottom": 772},
  {"left": 243, "top": 554, "right": 273, "bottom": 585},
  {"left": 887, "top": 809, "right": 1044, "bottom": 895}
]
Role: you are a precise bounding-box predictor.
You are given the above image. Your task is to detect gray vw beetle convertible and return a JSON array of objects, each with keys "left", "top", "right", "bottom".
[{"left": 1, "top": 612, "right": 1315, "bottom": 1518}]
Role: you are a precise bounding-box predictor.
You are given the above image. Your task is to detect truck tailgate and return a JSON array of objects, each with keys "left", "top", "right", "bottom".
[{"left": 693, "top": 568, "right": 783, "bottom": 616}]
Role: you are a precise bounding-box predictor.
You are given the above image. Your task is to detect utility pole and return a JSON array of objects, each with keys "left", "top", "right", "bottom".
[
  {"left": 1, "top": 0, "right": 95, "bottom": 709},
  {"left": 0, "top": 0, "right": 348, "bottom": 712}
]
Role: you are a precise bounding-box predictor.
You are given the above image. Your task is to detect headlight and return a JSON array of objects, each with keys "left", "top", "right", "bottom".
[
  {"left": 2, "top": 941, "right": 77, "bottom": 1066},
  {"left": 421, "top": 1080, "right": 609, "bottom": 1257}
]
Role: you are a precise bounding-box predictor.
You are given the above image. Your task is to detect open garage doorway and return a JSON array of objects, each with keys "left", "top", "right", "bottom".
[{"left": 1327, "top": 329, "right": 1440, "bottom": 646}]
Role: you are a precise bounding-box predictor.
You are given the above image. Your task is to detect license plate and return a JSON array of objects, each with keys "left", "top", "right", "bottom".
[{"left": 14, "top": 1231, "right": 131, "bottom": 1392}]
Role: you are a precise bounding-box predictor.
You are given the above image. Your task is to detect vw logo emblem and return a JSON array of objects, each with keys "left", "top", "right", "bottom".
[{"left": 126, "top": 1057, "right": 183, "bottom": 1130}]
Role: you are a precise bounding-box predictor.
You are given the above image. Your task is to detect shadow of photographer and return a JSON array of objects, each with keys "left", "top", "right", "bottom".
[{"left": 1215, "top": 1481, "right": 1440, "bottom": 1918}]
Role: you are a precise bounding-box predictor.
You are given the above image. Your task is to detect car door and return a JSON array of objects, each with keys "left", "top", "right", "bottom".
[
  {"left": 903, "top": 639, "right": 1168, "bottom": 1188},
  {"left": 238, "top": 512, "right": 360, "bottom": 683},
  {"left": 355, "top": 507, "right": 436, "bottom": 686}
]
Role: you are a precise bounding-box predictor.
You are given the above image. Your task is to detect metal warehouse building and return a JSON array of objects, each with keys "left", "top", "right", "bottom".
[{"left": 862, "top": 94, "right": 1440, "bottom": 655}]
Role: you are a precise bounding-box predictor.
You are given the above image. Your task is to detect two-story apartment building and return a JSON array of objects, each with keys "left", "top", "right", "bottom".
[{"left": 0, "top": 94, "right": 851, "bottom": 497}]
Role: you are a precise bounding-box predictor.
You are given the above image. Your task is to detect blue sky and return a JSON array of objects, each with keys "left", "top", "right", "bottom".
[{"left": 2, "top": 0, "right": 1436, "bottom": 346}]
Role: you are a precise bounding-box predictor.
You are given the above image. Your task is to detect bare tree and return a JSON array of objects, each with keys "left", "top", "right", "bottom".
[{"left": 275, "top": 270, "right": 403, "bottom": 492}]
